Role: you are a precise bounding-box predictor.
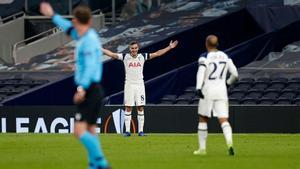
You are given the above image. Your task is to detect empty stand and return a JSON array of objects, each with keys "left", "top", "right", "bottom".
[
  {"left": 159, "top": 77, "right": 300, "bottom": 105},
  {"left": 0, "top": 78, "right": 49, "bottom": 102}
]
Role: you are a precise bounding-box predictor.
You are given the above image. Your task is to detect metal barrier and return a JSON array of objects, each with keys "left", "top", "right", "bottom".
[
  {"left": 12, "top": 27, "right": 61, "bottom": 63},
  {"left": 0, "top": 12, "right": 24, "bottom": 24},
  {"left": 12, "top": 12, "right": 105, "bottom": 64}
]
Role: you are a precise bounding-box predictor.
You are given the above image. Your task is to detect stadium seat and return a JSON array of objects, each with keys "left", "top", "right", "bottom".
[
  {"left": 239, "top": 77, "right": 255, "bottom": 83},
  {"left": 248, "top": 88, "right": 264, "bottom": 93},
  {"left": 290, "top": 77, "right": 300, "bottom": 83},
  {"left": 294, "top": 98, "right": 300, "bottom": 105},
  {"left": 245, "top": 91, "right": 263, "bottom": 99},
  {"left": 175, "top": 94, "right": 194, "bottom": 104},
  {"left": 271, "top": 77, "right": 288, "bottom": 83},
  {"left": 276, "top": 98, "right": 292, "bottom": 105},
  {"left": 11, "top": 87, "right": 24, "bottom": 94},
  {"left": 33, "top": 79, "right": 49, "bottom": 85},
  {"left": 0, "top": 94, "right": 7, "bottom": 101},
  {"left": 252, "top": 82, "right": 269, "bottom": 90},
  {"left": 282, "top": 44, "right": 300, "bottom": 53},
  {"left": 17, "top": 85, "right": 31, "bottom": 91},
  {"left": 293, "top": 95, "right": 300, "bottom": 105},
  {"left": 261, "top": 91, "right": 280, "bottom": 99},
  {"left": 229, "top": 91, "right": 245, "bottom": 99},
  {"left": 192, "top": 98, "right": 199, "bottom": 105},
  {"left": 18, "top": 79, "right": 36, "bottom": 86},
  {"left": 160, "top": 94, "right": 177, "bottom": 104},
  {"left": 2, "top": 79, "right": 20, "bottom": 86},
  {"left": 241, "top": 98, "right": 257, "bottom": 105},
  {"left": 229, "top": 98, "right": 240, "bottom": 104},
  {"left": 267, "top": 82, "right": 286, "bottom": 90},
  {"left": 184, "top": 86, "right": 196, "bottom": 95},
  {"left": 256, "top": 77, "right": 271, "bottom": 83},
  {"left": 0, "top": 86, "right": 15, "bottom": 93},
  {"left": 279, "top": 91, "right": 297, "bottom": 99},
  {"left": 230, "top": 87, "right": 248, "bottom": 93},
  {"left": 175, "top": 99, "right": 191, "bottom": 104},
  {"left": 234, "top": 82, "right": 252, "bottom": 90},
  {"left": 259, "top": 98, "right": 275, "bottom": 105},
  {"left": 160, "top": 100, "right": 174, "bottom": 104},
  {"left": 285, "top": 82, "right": 300, "bottom": 90}
]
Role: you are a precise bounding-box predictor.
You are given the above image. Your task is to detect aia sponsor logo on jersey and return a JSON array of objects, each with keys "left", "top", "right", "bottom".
[{"left": 128, "top": 62, "right": 142, "bottom": 68}]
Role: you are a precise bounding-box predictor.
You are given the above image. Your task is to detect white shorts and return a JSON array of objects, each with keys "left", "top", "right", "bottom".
[
  {"left": 124, "top": 83, "right": 146, "bottom": 106},
  {"left": 198, "top": 99, "right": 229, "bottom": 118}
]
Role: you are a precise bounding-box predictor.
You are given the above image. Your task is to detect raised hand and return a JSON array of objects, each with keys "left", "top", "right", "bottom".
[
  {"left": 40, "top": 2, "right": 54, "bottom": 17},
  {"left": 169, "top": 40, "right": 179, "bottom": 49}
]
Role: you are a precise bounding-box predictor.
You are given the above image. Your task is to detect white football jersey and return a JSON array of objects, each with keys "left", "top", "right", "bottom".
[
  {"left": 196, "top": 51, "right": 238, "bottom": 99},
  {"left": 117, "top": 53, "right": 149, "bottom": 84}
]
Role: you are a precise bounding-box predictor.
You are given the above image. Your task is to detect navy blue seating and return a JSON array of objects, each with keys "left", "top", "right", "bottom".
[
  {"left": 167, "top": 77, "right": 300, "bottom": 105},
  {"left": 230, "top": 87, "right": 249, "bottom": 93},
  {"left": 272, "top": 77, "right": 288, "bottom": 83},
  {"left": 279, "top": 91, "right": 297, "bottom": 100},
  {"left": 184, "top": 86, "right": 196, "bottom": 95},
  {"left": 267, "top": 82, "right": 286, "bottom": 90},
  {"left": 33, "top": 79, "right": 49, "bottom": 85},
  {"left": 252, "top": 82, "right": 269, "bottom": 90},
  {"left": 261, "top": 91, "right": 280, "bottom": 99},
  {"left": 190, "top": 95, "right": 201, "bottom": 104},
  {"left": 259, "top": 98, "right": 275, "bottom": 105},
  {"left": 294, "top": 98, "right": 300, "bottom": 105},
  {"left": 160, "top": 100, "right": 174, "bottom": 104},
  {"left": 229, "top": 98, "right": 240, "bottom": 104},
  {"left": 285, "top": 82, "right": 300, "bottom": 90},
  {"left": 175, "top": 93, "right": 194, "bottom": 104},
  {"left": 239, "top": 78, "right": 255, "bottom": 83},
  {"left": 234, "top": 83, "right": 252, "bottom": 90},
  {"left": 277, "top": 98, "right": 292, "bottom": 105},
  {"left": 0, "top": 78, "right": 49, "bottom": 102},
  {"left": 241, "top": 98, "right": 257, "bottom": 104},
  {"left": 245, "top": 91, "right": 263, "bottom": 99},
  {"left": 192, "top": 98, "right": 199, "bottom": 104},
  {"left": 229, "top": 91, "right": 245, "bottom": 100},
  {"left": 175, "top": 99, "right": 191, "bottom": 104},
  {"left": 290, "top": 77, "right": 300, "bottom": 83},
  {"left": 256, "top": 77, "right": 271, "bottom": 83},
  {"left": 160, "top": 94, "right": 177, "bottom": 104}
]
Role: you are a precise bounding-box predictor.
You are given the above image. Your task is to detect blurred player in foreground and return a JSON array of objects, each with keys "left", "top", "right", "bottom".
[
  {"left": 194, "top": 35, "right": 238, "bottom": 156},
  {"left": 102, "top": 40, "right": 178, "bottom": 136},
  {"left": 40, "top": 2, "right": 110, "bottom": 169}
]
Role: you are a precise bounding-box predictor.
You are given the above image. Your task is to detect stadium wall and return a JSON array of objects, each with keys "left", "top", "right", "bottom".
[
  {"left": 0, "top": 106, "right": 299, "bottom": 133},
  {"left": 0, "top": 15, "right": 24, "bottom": 64}
]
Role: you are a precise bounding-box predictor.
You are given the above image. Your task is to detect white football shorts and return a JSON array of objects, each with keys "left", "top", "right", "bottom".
[
  {"left": 198, "top": 99, "right": 229, "bottom": 118},
  {"left": 124, "top": 83, "right": 146, "bottom": 106}
]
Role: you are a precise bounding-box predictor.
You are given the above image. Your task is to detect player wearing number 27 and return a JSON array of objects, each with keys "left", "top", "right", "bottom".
[{"left": 194, "top": 35, "right": 238, "bottom": 156}]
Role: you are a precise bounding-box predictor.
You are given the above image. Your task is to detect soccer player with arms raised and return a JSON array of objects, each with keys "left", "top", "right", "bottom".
[
  {"left": 194, "top": 35, "right": 238, "bottom": 156},
  {"left": 102, "top": 40, "right": 178, "bottom": 136}
]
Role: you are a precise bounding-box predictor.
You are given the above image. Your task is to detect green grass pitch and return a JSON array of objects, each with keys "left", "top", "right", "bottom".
[{"left": 0, "top": 134, "right": 299, "bottom": 169}]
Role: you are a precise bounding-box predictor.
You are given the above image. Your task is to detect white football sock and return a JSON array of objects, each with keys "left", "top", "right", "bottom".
[
  {"left": 221, "top": 121, "right": 233, "bottom": 147},
  {"left": 124, "top": 111, "right": 132, "bottom": 133},
  {"left": 198, "top": 122, "right": 208, "bottom": 150},
  {"left": 137, "top": 110, "right": 144, "bottom": 133}
]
